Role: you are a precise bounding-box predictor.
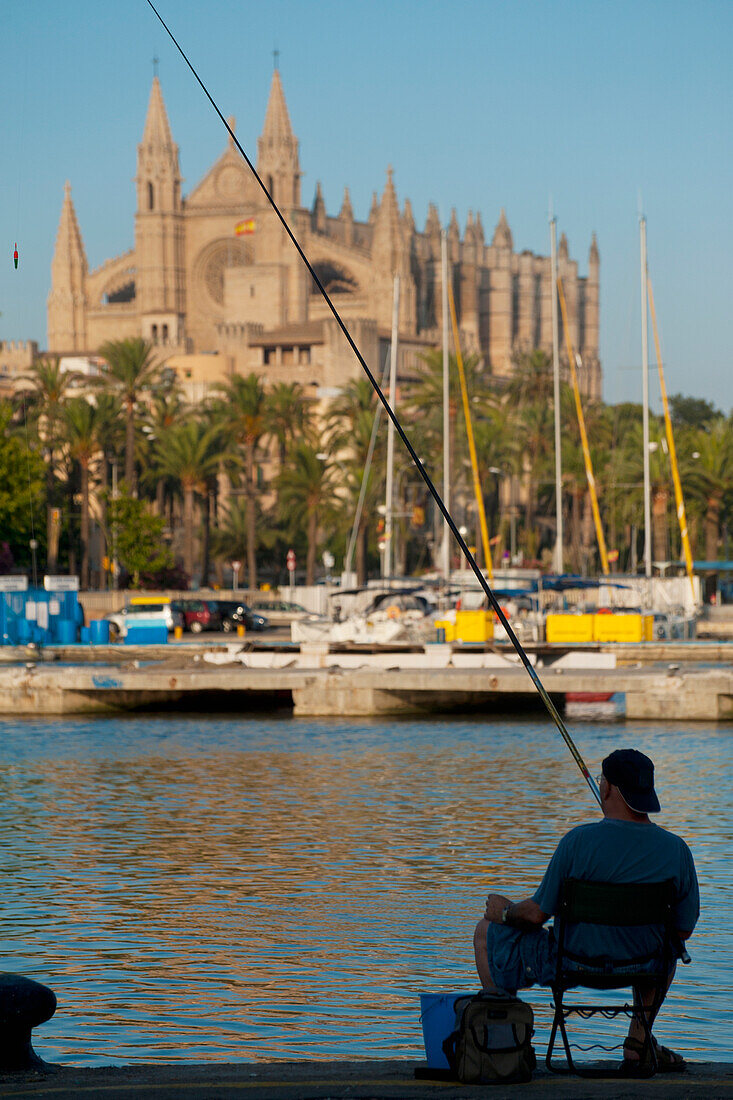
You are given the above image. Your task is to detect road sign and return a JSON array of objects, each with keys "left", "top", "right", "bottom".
[
  {"left": 286, "top": 549, "right": 296, "bottom": 572},
  {"left": 44, "top": 575, "right": 79, "bottom": 591},
  {"left": 0, "top": 576, "right": 28, "bottom": 592}
]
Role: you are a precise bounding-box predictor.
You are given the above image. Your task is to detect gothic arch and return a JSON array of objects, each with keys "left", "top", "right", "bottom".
[{"left": 310, "top": 259, "right": 359, "bottom": 296}]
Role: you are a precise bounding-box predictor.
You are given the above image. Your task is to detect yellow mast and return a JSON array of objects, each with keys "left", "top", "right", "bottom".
[
  {"left": 557, "top": 276, "right": 610, "bottom": 575},
  {"left": 447, "top": 282, "right": 493, "bottom": 579},
  {"left": 647, "top": 277, "right": 696, "bottom": 602}
]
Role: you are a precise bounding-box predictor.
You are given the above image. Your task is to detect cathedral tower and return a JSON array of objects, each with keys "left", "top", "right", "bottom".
[
  {"left": 134, "top": 76, "right": 185, "bottom": 344},
  {"left": 47, "top": 182, "right": 88, "bottom": 350},
  {"left": 257, "top": 69, "right": 301, "bottom": 209}
]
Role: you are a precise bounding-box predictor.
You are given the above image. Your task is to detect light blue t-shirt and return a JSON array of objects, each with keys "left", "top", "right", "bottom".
[{"left": 532, "top": 818, "right": 699, "bottom": 963}]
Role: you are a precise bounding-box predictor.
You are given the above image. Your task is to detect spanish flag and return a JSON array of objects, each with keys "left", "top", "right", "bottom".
[{"left": 235, "top": 219, "right": 256, "bottom": 236}]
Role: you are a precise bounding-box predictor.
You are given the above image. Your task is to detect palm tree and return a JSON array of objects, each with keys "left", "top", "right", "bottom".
[
  {"left": 327, "top": 378, "right": 387, "bottom": 583},
  {"left": 154, "top": 418, "right": 224, "bottom": 581},
  {"left": 266, "top": 382, "right": 313, "bottom": 463},
  {"left": 683, "top": 418, "right": 733, "bottom": 560},
  {"left": 63, "top": 397, "right": 101, "bottom": 588},
  {"left": 97, "top": 338, "right": 159, "bottom": 490},
  {"left": 213, "top": 373, "right": 268, "bottom": 588},
  {"left": 276, "top": 443, "right": 339, "bottom": 584},
  {"left": 17, "top": 356, "right": 78, "bottom": 571}
]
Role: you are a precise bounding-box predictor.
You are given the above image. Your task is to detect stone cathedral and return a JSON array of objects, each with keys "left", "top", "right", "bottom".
[{"left": 47, "top": 71, "right": 601, "bottom": 399}]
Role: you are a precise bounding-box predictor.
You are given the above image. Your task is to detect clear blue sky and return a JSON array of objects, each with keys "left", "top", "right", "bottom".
[{"left": 2, "top": 0, "right": 731, "bottom": 409}]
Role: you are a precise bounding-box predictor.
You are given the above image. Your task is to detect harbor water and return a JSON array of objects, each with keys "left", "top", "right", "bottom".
[{"left": 0, "top": 711, "right": 730, "bottom": 1065}]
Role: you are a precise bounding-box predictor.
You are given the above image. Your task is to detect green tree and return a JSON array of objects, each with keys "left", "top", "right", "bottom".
[
  {"left": 683, "top": 418, "right": 733, "bottom": 560},
  {"left": 106, "top": 490, "right": 172, "bottom": 588},
  {"left": 98, "top": 338, "right": 159, "bottom": 489},
  {"left": 63, "top": 397, "right": 101, "bottom": 588},
  {"left": 212, "top": 373, "right": 267, "bottom": 588},
  {"left": 276, "top": 442, "right": 338, "bottom": 584},
  {"left": 16, "top": 356, "right": 77, "bottom": 571},
  {"left": 669, "top": 394, "right": 721, "bottom": 431},
  {"left": 154, "top": 418, "right": 224, "bottom": 581},
  {"left": 326, "top": 378, "right": 386, "bottom": 583},
  {"left": 265, "top": 382, "right": 313, "bottom": 462},
  {"left": 0, "top": 402, "right": 46, "bottom": 571}
]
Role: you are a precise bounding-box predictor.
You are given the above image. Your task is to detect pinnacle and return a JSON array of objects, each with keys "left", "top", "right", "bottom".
[
  {"left": 53, "top": 181, "right": 87, "bottom": 275},
  {"left": 141, "top": 75, "right": 176, "bottom": 151},
  {"left": 261, "top": 68, "right": 295, "bottom": 148}
]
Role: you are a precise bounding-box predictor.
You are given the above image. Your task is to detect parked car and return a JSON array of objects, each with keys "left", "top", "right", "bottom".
[
  {"left": 105, "top": 599, "right": 183, "bottom": 642},
  {"left": 173, "top": 598, "right": 224, "bottom": 634},
  {"left": 213, "top": 600, "right": 268, "bottom": 633},
  {"left": 248, "top": 597, "right": 321, "bottom": 624}
]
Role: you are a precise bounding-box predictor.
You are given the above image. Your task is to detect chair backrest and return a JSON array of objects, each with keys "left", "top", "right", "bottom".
[{"left": 559, "top": 878, "right": 675, "bottom": 927}]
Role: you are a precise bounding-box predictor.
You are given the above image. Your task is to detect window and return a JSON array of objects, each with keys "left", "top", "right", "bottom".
[
  {"left": 162, "top": 323, "right": 169, "bottom": 343},
  {"left": 282, "top": 346, "right": 294, "bottom": 365},
  {"left": 250, "top": 285, "right": 255, "bottom": 298},
  {"left": 151, "top": 324, "right": 158, "bottom": 341},
  {"left": 148, "top": 182, "right": 154, "bottom": 210},
  {"left": 264, "top": 348, "right": 275, "bottom": 365},
  {"left": 299, "top": 347, "right": 311, "bottom": 365}
]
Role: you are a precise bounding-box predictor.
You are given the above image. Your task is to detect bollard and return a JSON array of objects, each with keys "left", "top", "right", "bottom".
[
  {"left": 237, "top": 623, "right": 246, "bottom": 637},
  {"left": 174, "top": 625, "right": 183, "bottom": 640},
  {"left": 0, "top": 973, "right": 57, "bottom": 1071}
]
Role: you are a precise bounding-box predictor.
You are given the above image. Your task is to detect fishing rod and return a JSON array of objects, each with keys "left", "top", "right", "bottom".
[{"left": 145, "top": 0, "right": 601, "bottom": 810}]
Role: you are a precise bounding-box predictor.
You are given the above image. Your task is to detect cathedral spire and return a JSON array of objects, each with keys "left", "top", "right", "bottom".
[
  {"left": 492, "top": 208, "right": 512, "bottom": 250},
  {"left": 260, "top": 69, "right": 295, "bottom": 148},
  {"left": 312, "top": 181, "right": 327, "bottom": 232},
  {"left": 368, "top": 191, "right": 379, "bottom": 223},
  {"left": 48, "top": 182, "right": 88, "bottom": 350},
  {"left": 137, "top": 75, "right": 181, "bottom": 214},
  {"left": 257, "top": 69, "right": 300, "bottom": 207},
  {"left": 372, "top": 167, "right": 405, "bottom": 275},
  {"left": 558, "top": 231, "right": 569, "bottom": 260},
  {"left": 339, "top": 186, "right": 354, "bottom": 246},
  {"left": 141, "top": 75, "right": 176, "bottom": 153},
  {"left": 589, "top": 232, "right": 599, "bottom": 264}
]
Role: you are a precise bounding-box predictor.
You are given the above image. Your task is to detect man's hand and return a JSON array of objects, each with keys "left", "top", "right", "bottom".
[{"left": 484, "top": 893, "right": 512, "bottom": 923}]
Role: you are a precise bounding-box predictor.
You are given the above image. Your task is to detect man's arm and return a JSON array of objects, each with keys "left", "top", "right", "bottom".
[{"left": 484, "top": 892, "right": 548, "bottom": 930}]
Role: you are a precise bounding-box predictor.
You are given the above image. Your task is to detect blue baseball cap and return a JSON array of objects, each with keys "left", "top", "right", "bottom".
[{"left": 602, "top": 748, "right": 660, "bottom": 814}]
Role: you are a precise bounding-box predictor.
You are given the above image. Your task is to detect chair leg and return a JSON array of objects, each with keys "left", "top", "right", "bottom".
[{"left": 546, "top": 991, "right": 574, "bottom": 1075}]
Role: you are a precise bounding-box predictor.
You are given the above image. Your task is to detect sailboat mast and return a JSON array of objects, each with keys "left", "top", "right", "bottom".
[
  {"left": 550, "top": 216, "right": 563, "bottom": 574},
  {"left": 383, "top": 275, "right": 400, "bottom": 579},
  {"left": 441, "top": 229, "right": 451, "bottom": 584},
  {"left": 640, "top": 215, "right": 652, "bottom": 579}
]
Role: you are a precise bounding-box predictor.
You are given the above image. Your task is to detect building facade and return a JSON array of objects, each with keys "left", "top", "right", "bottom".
[{"left": 48, "top": 72, "right": 601, "bottom": 399}]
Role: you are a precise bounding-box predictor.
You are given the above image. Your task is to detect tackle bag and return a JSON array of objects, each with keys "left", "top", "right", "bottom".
[{"left": 442, "top": 991, "right": 536, "bottom": 1085}]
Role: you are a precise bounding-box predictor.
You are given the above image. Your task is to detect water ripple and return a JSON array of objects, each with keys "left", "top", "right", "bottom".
[{"left": 0, "top": 713, "right": 730, "bottom": 1064}]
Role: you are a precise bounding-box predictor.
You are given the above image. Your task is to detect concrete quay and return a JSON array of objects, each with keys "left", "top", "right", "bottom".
[
  {"left": 1, "top": 656, "right": 733, "bottom": 719},
  {"left": 1, "top": 1059, "right": 731, "bottom": 1099}
]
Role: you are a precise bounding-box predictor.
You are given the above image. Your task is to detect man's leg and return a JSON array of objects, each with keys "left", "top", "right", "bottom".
[
  {"left": 473, "top": 919, "right": 499, "bottom": 990},
  {"left": 624, "top": 965, "right": 685, "bottom": 1068}
]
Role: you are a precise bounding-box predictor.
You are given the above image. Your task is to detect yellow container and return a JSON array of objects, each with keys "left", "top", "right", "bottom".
[
  {"left": 545, "top": 613, "right": 594, "bottom": 644},
  {"left": 592, "top": 613, "right": 646, "bottom": 644},
  {"left": 173, "top": 625, "right": 183, "bottom": 640},
  {"left": 434, "top": 619, "right": 456, "bottom": 642},
  {"left": 455, "top": 610, "right": 495, "bottom": 643},
  {"left": 643, "top": 613, "right": 653, "bottom": 641},
  {"left": 237, "top": 623, "right": 246, "bottom": 637}
]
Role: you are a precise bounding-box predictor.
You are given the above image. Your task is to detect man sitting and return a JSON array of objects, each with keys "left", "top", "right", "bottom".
[{"left": 473, "top": 748, "right": 699, "bottom": 1072}]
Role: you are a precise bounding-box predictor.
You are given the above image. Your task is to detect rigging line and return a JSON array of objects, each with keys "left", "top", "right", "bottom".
[
  {"left": 344, "top": 345, "right": 392, "bottom": 579},
  {"left": 21, "top": 395, "right": 38, "bottom": 589},
  {"left": 145, "top": 0, "right": 601, "bottom": 809}
]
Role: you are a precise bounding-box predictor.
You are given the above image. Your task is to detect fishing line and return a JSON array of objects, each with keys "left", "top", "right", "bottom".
[{"left": 145, "top": 0, "right": 601, "bottom": 808}]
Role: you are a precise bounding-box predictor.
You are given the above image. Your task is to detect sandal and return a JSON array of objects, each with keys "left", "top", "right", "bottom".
[{"left": 623, "top": 1036, "right": 686, "bottom": 1073}]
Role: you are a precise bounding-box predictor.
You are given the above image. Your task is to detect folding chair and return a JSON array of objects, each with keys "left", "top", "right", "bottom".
[{"left": 546, "top": 878, "right": 678, "bottom": 1077}]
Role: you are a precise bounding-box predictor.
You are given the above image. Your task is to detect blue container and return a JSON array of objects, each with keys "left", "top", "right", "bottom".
[
  {"left": 90, "top": 619, "right": 110, "bottom": 645},
  {"left": 420, "top": 993, "right": 467, "bottom": 1069},
  {"left": 56, "top": 619, "right": 77, "bottom": 644},
  {"left": 80, "top": 626, "right": 91, "bottom": 644},
  {"left": 125, "top": 623, "right": 168, "bottom": 645},
  {"left": 16, "top": 619, "right": 32, "bottom": 643}
]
